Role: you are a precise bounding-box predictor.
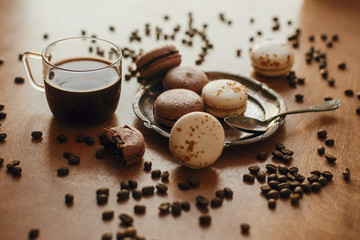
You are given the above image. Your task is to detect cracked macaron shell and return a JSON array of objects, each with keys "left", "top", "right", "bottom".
[{"left": 169, "top": 112, "right": 225, "bottom": 169}]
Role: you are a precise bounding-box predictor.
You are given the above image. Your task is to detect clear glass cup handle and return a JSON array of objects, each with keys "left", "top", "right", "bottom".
[{"left": 22, "top": 51, "right": 45, "bottom": 92}]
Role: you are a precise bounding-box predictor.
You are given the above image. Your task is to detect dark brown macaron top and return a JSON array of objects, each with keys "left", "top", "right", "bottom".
[
  {"left": 153, "top": 89, "right": 204, "bottom": 128},
  {"left": 163, "top": 66, "right": 209, "bottom": 95},
  {"left": 99, "top": 125, "right": 146, "bottom": 166},
  {"left": 135, "top": 44, "right": 181, "bottom": 80}
]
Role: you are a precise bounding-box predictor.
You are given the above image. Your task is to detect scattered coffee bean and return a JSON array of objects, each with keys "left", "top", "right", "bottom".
[
  {"left": 63, "top": 151, "right": 73, "bottom": 159},
  {"left": 187, "top": 175, "right": 200, "bottom": 187},
  {"left": 119, "top": 213, "right": 133, "bottom": 226},
  {"left": 210, "top": 197, "right": 223, "bottom": 207},
  {"left": 57, "top": 167, "right": 69, "bottom": 176},
  {"left": 29, "top": 229, "right": 40, "bottom": 239},
  {"left": 65, "top": 193, "right": 74, "bottom": 205},
  {"left": 171, "top": 201, "right": 182, "bottom": 216},
  {"left": 282, "top": 155, "right": 293, "bottom": 162},
  {"left": 120, "top": 181, "right": 130, "bottom": 190},
  {"left": 317, "top": 129, "right": 327, "bottom": 139},
  {"left": 278, "top": 164, "right": 288, "bottom": 175},
  {"left": 317, "top": 146, "right": 325, "bottom": 155},
  {"left": 327, "top": 78, "right": 335, "bottom": 86},
  {"left": 159, "top": 202, "right": 171, "bottom": 213},
  {"left": 199, "top": 215, "right": 211, "bottom": 226},
  {"left": 75, "top": 133, "right": 87, "bottom": 142},
  {"left": 142, "top": 185, "right": 154, "bottom": 195},
  {"left": 311, "top": 182, "right": 321, "bottom": 192},
  {"left": 14, "top": 77, "right": 24, "bottom": 84},
  {"left": 277, "top": 182, "right": 290, "bottom": 190},
  {"left": 128, "top": 180, "right": 138, "bottom": 189},
  {"left": 310, "top": 170, "right": 321, "bottom": 176},
  {"left": 281, "top": 148, "right": 294, "bottom": 156},
  {"left": 143, "top": 161, "right": 152, "bottom": 171},
  {"left": 268, "top": 198, "right": 276, "bottom": 209},
  {"left": 324, "top": 96, "right": 333, "bottom": 101},
  {"left": 178, "top": 181, "right": 191, "bottom": 190},
  {"left": 295, "top": 94, "right": 304, "bottom": 102},
  {"left": 132, "top": 189, "right": 142, "bottom": 200},
  {"left": 118, "top": 227, "right": 137, "bottom": 238},
  {"left": 0, "top": 104, "right": 4, "bottom": 111},
  {"left": 325, "top": 153, "right": 336, "bottom": 163},
  {"left": 215, "top": 189, "right": 225, "bottom": 198},
  {"left": 338, "top": 63, "right": 346, "bottom": 70},
  {"left": 161, "top": 171, "right": 169, "bottom": 181},
  {"left": 0, "top": 59, "right": 3, "bottom": 66},
  {"left": 343, "top": 168, "right": 350, "bottom": 180},
  {"left": 277, "top": 175, "right": 288, "bottom": 183},
  {"left": 97, "top": 194, "right": 108, "bottom": 204},
  {"left": 256, "top": 170, "right": 266, "bottom": 182},
  {"left": 31, "top": 131, "right": 43, "bottom": 139},
  {"left": 156, "top": 183, "right": 168, "bottom": 194},
  {"left": 96, "top": 149, "right": 105, "bottom": 159},
  {"left": 68, "top": 155, "right": 80, "bottom": 165},
  {"left": 318, "top": 176, "right": 328, "bottom": 186},
  {"left": 293, "top": 173, "right": 305, "bottom": 182},
  {"left": 357, "top": 107, "right": 360, "bottom": 114},
  {"left": 0, "top": 158, "right": 4, "bottom": 165},
  {"left": 256, "top": 151, "right": 268, "bottom": 160},
  {"left": 85, "top": 136, "right": 95, "bottom": 146},
  {"left": 101, "top": 233, "right": 112, "bottom": 240},
  {"left": 196, "top": 195, "right": 209, "bottom": 207},
  {"left": 290, "top": 193, "right": 300, "bottom": 205},
  {"left": 288, "top": 167, "right": 298, "bottom": 174},
  {"left": 325, "top": 138, "right": 334, "bottom": 146},
  {"left": 275, "top": 143, "right": 285, "bottom": 150},
  {"left": 6, "top": 160, "right": 20, "bottom": 170},
  {"left": 294, "top": 186, "right": 304, "bottom": 196},
  {"left": 240, "top": 223, "right": 250, "bottom": 234},
  {"left": 268, "top": 180, "right": 279, "bottom": 188},
  {"left": 300, "top": 182, "right": 311, "bottom": 193},
  {"left": 307, "top": 174, "right": 319, "bottom": 183},
  {"left": 11, "top": 166, "right": 22, "bottom": 176},
  {"left": 102, "top": 211, "right": 114, "bottom": 220},
  {"left": 243, "top": 173, "right": 255, "bottom": 183},
  {"left": 260, "top": 186, "right": 272, "bottom": 194},
  {"left": 248, "top": 166, "right": 260, "bottom": 174},
  {"left": 265, "top": 164, "right": 277, "bottom": 173},
  {"left": 181, "top": 201, "right": 191, "bottom": 211},
  {"left": 287, "top": 173, "right": 297, "bottom": 181},
  {"left": 321, "top": 171, "right": 333, "bottom": 180},
  {"left": 268, "top": 173, "right": 278, "bottom": 181},
  {"left": 57, "top": 134, "right": 68, "bottom": 143},
  {"left": 279, "top": 188, "right": 291, "bottom": 198},
  {"left": 134, "top": 205, "right": 146, "bottom": 214},
  {"left": 117, "top": 190, "right": 130, "bottom": 201},
  {"left": 0, "top": 133, "right": 7, "bottom": 141},
  {"left": 272, "top": 150, "right": 284, "bottom": 159},
  {"left": 345, "top": 89, "right": 354, "bottom": 96},
  {"left": 266, "top": 190, "right": 279, "bottom": 199}
]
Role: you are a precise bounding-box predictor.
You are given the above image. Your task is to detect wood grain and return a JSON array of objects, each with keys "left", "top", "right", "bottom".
[{"left": 0, "top": 0, "right": 359, "bottom": 239}]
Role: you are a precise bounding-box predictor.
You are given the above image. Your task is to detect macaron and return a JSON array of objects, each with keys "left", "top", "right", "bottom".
[
  {"left": 201, "top": 79, "right": 248, "bottom": 118},
  {"left": 99, "top": 125, "right": 146, "bottom": 166},
  {"left": 135, "top": 44, "right": 181, "bottom": 80},
  {"left": 153, "top": 89, "right": 204, "bottom": 127},
  {"left": 162, "top": 66, "right": 209, "bottom": 94},
  {"left": 250, "top": 40, "right": 294, "bottom": 77},
  {"left": 169, "top": 112, "right": 225, "bottom": 169}
]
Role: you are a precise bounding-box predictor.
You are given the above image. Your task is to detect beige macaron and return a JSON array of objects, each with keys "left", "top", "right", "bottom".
[
  {"left": 169, "top": 112, "right": 225, "bottom": 169},
  {"left": 201, "top": 79, "right": 248, "bottom": 118},
  {"left": 250, "top": 40, "right": 294, "bottom": 77}
]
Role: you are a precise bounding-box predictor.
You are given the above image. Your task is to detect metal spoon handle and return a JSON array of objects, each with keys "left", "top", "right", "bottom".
[{"left": 266, "top": 99, "right": 341, "bottom": 123}]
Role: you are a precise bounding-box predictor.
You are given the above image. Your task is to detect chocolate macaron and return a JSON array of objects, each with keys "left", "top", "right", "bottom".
[
  {"left": 135, "top": 44, "right": 181, "bottom": 80},
  {"left": 163, "top": 66, "right": 209, "bottom": 94},
  {"left": 99, "top": 125, "right": 146, "bottom": 166},
  {"left": 153, "top": 89, "right": 204, "bottom": 128}
]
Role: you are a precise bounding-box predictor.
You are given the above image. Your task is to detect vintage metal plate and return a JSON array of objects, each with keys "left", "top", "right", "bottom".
[{"left": 132, "top": 72, "right": 287, "bottom": 147}]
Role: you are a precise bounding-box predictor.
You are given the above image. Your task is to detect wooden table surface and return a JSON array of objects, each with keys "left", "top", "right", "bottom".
[{"left": 1, "top": 0, "right": 359, "bottom": 239}]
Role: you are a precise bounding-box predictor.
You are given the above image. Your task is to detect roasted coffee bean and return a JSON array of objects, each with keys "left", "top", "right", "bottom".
[
  {"left": 290, "top": 193, "right": 300, "bottom": 205},
  {"left": 288, "top": 167, "right": 298, "bottom": 174},
  {"left": 181, "top": 201, "right": 191, "bottom": 211},
  {"left": 101, "top": 233, "right": 112, "bottom": 240},
  {"left": 320, "top": 34, "right": 327, "bottom": 41},
  {"left": 338, "top": 63, "right": 346, "bottom": 70},
  {"left": 68, "top": 155, "right": 80, "bottom": 165},
  {"left": 279, "top": 188, "right": 291, "bottom": 198},
  {"left": 311, "top": 182, "right": 321, "bottom": 192},
  {"left": 199, "top": 215, "right": 211, "bottom": 225},
  {"left": 272, "top": 150, "right": 284, "bottom": 159},
  {"left": 161, "top": 171, "right": 169, "bottom": 181},
  {"left": 117, "top": 190, "right": 130, "bottom": 201},
  {"left": 293, "top": 173, "right": 305, "bottom": 182},
  {"left": 11, "top": 166, "right": 22, "bottom": 176},
  {"left": 325, "top": 138, "right": 334, "bottom": 146},
  {"left": 57, "top": 167, "right": 69, "bottom": 176},
  {"left": 120, "top": 181, "right": 130, "bottom": 190},
  {"left": 118, "top": 227, "right": 137, "bottom": 238},
  {"left": 294, "top": 186, "right": 304, "bottom": 196},
  {"left": 328, "top": 78, "right": 335, "bottom": 86},
  {"left": 132, "top": 189, "right": 142, "bottom": 200},
  {"left": 317, "top": 129, "right": 327, "bottom": 139},
  {"left": 156, "top": 183, "right": 168, "bottom": 194},
  {"left": 282, "top": 155, "right": 293, "bottom": 162},
  {"left": 318, "top": 176, "right": 328, "bottom": 186},
  {"left": 0, "top": 133, "right": 7, "bottom": 141},
  {"left": 326, "top": 42, "right": 333, "bottom": 48},
  {"left": 287, "top": 173, "right": 297, "bottom": 181},
  {"left": 31, "top": 131, "right": 43, "bottom": 139},
  {"left": 243, "top": 173, "right": 255, "bottom": 183},
  {"left": 96, "top": 149, "right": 105, "bottom": 159},
  {"left": 300, "top": 182, "right": 311, "bottom": 193},
  {"left": 281, "top": 148, "right": 294, "bottom": 156},
  {"left": 63, "top": 151, "right": 73, "bottom": 159},
  {"left": 277, "top": 182, "right": 290, "bottom": 190},
  {"left": 0, "top": 104, "right": 4, "bottom": 110},
  {"left": 260, "top": 185, "right": 272, "bottom": 194},
  {"left": 178, "top": 181, "right": 191, "bottom": 190},
  {"left": 75, "top": 133, "right": 87, "bottom": 142},
  {"left": 96, "top": 188, "right": 109, "bottom": 195},
  {"left": 159, "top": 202, "right": 171, "bottom": 213},
  {"left": 278, "top": 175, "right": 288, "bottom": 183},
  {"left": 317, "top": 146, "right": 325, "bottom": 155},
  {"left": 256, "top": 170, "right": 266, "bottom": 182},
  {"left": 268, "top": 180, "right": 279, "bottom": 189},
  {"left": 268, "top": 173, "right": 278, "bottom": 181},
  {"left": 343, "top": 168, "right": 350, "bottom": 180},
  {"left": 275, "top": 143, "right": 285, "bottom": 150},
  {"left": 310, "top": 170, "right": 321, "bottom": 176},
  {"left": 6, "top": 160, "right": 20, "bottom": 170},
  {"left": 210, "top": 197, "right": 223, "bottom": 208},
  {"left": 321, "top": 171, "right": 333, "bottom": 180},
  {"left": 240, "top": 223, "right": 250, "bottom": 234},
  {"left": 0, "top": 158, "right": 4, "bottom": 165},
  {"left": 215, "top": 189, "right": 225, "bottom": 198},
  {"left": 248, "top": 166, "right": 260, "bottom": 174},
  {"left": 0, "top": 59, "right": 3, "bottom": 66},
  {"left": 128, "top": 180, "right": 138, "bottom": 189},
  {"left": 307, "top": 174, "right": 319, "bottom": 183},
  {"left": 14, "top": 77, "right": 24, "bottom": 84},
  {"left": 134, "top": 205, "right": 146, "bottom": 214},
  {"left": 344, "top": 89, "right": 354, "bottom": 97},
  {"left": 119, "top": 213, "right": 133, "bottom": 226},
  {"left": 266, "top": 190, "right": 279, "bottom": 199},
  {"left": 325, "top": 154, "right": 336, "bottom": 162},
  {"left": 97, "top": 194, "right": 108, "bottom": 204},
  {"left": 324, "top": 96, "right": 333, "bottom": 101},
  {"left": 196, "top": 195, "right": 209, "bottom": 207},
  {"left": 266, "top": 164, "right": 277, "bottom": 173},
  {"left": 171, "top": 201, "right": 182, "bottom": 216},
  {"left": 278, "top": 164, "right": 288, "bottom": 174},
  {"left": 143, "top": 161, "right": 152, "bottom": 171},
  {"left": 268, "top": 198, "right": 276, "bottom": 209},
  {"left": 356, "top": 107, "right": 360, "bottom": 114},
  {"left": 29, "top": 229, "right": 40, "bottom": 239},
  {"left": 142, "top": 185, "right": 155, "bottom": 195},
  {"left": 297, "top": 78, "right": 305, "bottom": 84},
  {"left": 289, "top": 181, "right": 300, "bottom": 189},
  {"left": 102, "top": 211, "right": 114, "bottom": 220},
  {"left": 56, "top": 134, "right": 68, "bottom": 143},
  {"left": 65, "top": 193, "right": 74, "bottom": 205},
  {"left": 295, "top": 94, "right": 304, "bottom": 102},
  {"left": 256, "top": 151, "right": 268, "bottom": 160},
  {"left": 85, "top": 136, "right": 95, "bottom": 146},
  {"left": 187, "top": 175, "right": 200, "bottom": 186},
  {"left": 18, "top": 54, "right": 23, "bottom": 61}
]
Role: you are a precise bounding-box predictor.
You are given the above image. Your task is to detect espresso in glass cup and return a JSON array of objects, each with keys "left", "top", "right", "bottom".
[{"left": 22, "top": 37, "right": 122, "bottom": 125}]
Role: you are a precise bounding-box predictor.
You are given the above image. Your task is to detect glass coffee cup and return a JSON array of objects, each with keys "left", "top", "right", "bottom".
[{"left": 22, "top": 37, "right": 122, "bottom": 125}]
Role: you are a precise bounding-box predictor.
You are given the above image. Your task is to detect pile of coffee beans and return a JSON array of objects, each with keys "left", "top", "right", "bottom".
[
  {"left": 316, "top": 129, "right": 338, "bottom": 163},
  {"left": 6, "top": 160, "right": 22, "bottom": 176},
  {"left": 271, "top": 143, "right": 294, "bottom": 163}
]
